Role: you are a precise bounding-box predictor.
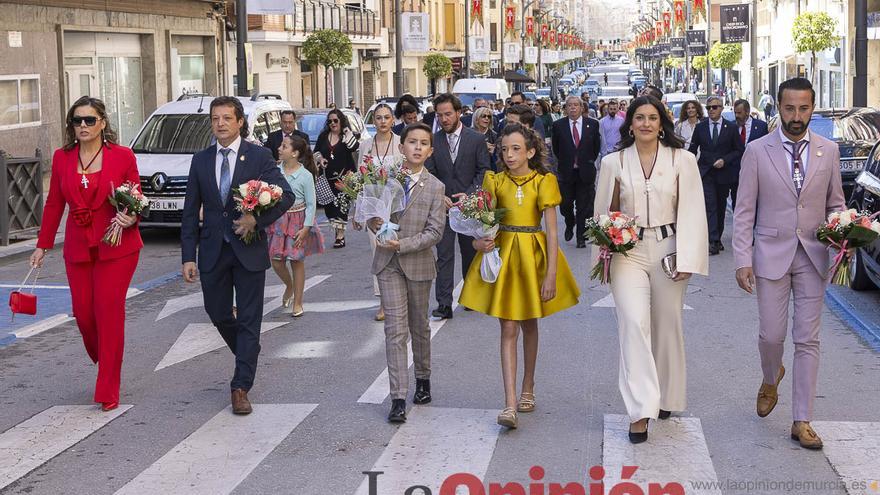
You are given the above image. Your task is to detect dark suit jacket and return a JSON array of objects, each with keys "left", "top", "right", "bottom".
[
  {"left": 422, "top": 112, "right": 436, "bottom": 130},
  {"left": 181, "top": 139, "right": 295, "bottom": 272},
  {"left": 688, "top": 118, "right": 745, "bottom": 184},
  {"left": 495, "top": 116, "right": 546, "bottom": 138},
  {"left": 392, "top": 122, "right": 406, "bottom": 136},
  {"left": 264, "top": 129, "right": 310, "bottom": 160},
  {"left": 551, "top": 116, "right": 601, "bottom": 184},
  {"left": 747, "top": 118, "right": 769, "bottom": 143},
  {"left": 425, "top": 126, "right": 491, "bottom": 197}
]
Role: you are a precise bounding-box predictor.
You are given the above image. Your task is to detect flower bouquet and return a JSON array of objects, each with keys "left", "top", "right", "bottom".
[
  {"left": 232, "top": 179, "right": 284, "bottom": 244},
  {"left": 448, "top": 190, "right": 507, "bottom": 283},
  {"left": 335, "top": 155, "right": 408, "bottom": 215},
  {"left": 816, "top": 209, "right": 880, "bottom": 286},
  {"left": 101, "top": 181, "right": 150, "bottom": 246},
  {"left": 583, "top": 212, "right": 639, "bottom": 284}
]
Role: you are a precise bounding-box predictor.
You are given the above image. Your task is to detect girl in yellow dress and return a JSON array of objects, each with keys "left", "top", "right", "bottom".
[{"left": 459, "top": 123, "right": 580, "bottom": 428}]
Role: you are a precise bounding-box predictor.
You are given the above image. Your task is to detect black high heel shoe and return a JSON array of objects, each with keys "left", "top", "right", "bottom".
[
  {"left": 658, "top": 409, "right": 671, "bottom": 419},
  {"left": 628, "top": 419, "right": 649, "bottom": 444},
  {"left": 333, "top": 237, "right": 346, "bottom": 248}
]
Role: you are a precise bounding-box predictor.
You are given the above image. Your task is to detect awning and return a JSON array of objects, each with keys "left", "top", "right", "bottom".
[{"left": 503, "top": 70, "right": 536, "bottom": 83}]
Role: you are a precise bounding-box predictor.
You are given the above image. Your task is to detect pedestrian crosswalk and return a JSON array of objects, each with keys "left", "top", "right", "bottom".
[
  {"left": 114, "top": 404, "right": 317, "bottom": 495},
  {"left": 1, "top": 403, "right": 878, "bottom": 494},
  {"left": 0, "top": 405, "right": 131, "bottom": 491}
]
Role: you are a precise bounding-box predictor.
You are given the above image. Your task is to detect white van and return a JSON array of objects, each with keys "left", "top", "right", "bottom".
[
  {"left": 130, "top": 93, "right": 293, "bottom": 227},
  {"left": 452, "top": 78, "right": 511, "bottom": 108}
]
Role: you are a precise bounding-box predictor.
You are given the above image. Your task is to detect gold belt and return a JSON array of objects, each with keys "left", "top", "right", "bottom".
[{"left": 499, "top": 224, "right": 542, "bottom": 233}]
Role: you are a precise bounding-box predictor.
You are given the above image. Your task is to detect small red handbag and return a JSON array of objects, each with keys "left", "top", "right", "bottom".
[{"left": 9, "top": 266, "right": 40, "bottom": 321}]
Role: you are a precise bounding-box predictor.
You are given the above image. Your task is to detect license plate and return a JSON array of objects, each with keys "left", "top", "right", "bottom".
[
  {"left": 149, "top": 198, "right": 185, "bottom": 211},
  {"left": 841, "top": 160, "right": 865, "bottom": 172}
]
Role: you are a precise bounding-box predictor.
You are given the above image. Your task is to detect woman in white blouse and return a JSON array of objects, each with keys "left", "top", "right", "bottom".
[
  {"left": 673, "top": 99, "right": 704, "bottom": 149},
  {"left": 355, "top": 103, "right": 403, "bottom": 321},
  {"left": 594, "top": 96, "right": 708, "bottom": 444}
]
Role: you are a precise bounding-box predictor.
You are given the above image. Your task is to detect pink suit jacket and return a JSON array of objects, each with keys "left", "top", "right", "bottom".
[{"left": 733, "top": 129, "right": 846, "bottom": 280}]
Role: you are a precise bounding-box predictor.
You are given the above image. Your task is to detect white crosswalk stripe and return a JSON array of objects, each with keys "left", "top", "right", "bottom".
[
  {"left": 602, "top": 414, "right": 721, "bottom": 495},
  {"left": 353, "top": 407, "right": 501, "bottom": 495},
  {"left": 357, "top": 280, "right": 464, "bottom": 404},
  {"left": 114, "top": 404, "right": 317, "bottom": 495},
  {"left": 0, "top": 405, "right": 131, "bottom": 491},
  {"left": 811, "top": 421, "right": 880, "bottom": 494},
  {"left": 155, "top": 321, "right": 287, "bottom": 371}
]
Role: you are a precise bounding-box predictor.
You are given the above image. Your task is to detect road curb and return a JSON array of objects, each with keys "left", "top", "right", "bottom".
[
  {"left": 0, "top": 234, "right": 64, "bottom": 260},
  {"left": 825, "top": 286, "right": 880, "bottom": 352}
]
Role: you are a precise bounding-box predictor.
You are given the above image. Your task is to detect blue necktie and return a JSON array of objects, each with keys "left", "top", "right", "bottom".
[
  {"left": 404, "top": 176, "right": 412, "bottom": 206},
  {"left": 711, "top": 122, "right": 719, "bottom": 144},
  {"left": 219, "top": 148, "right": 232, "bottom": 205}
]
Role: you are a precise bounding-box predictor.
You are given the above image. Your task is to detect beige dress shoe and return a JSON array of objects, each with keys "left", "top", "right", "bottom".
[
  {"left": 791, "top": 421, "right": 823, "bottom": 450},
  {"left": 757, "top": 365, "right": 785, "bottom": 417}
]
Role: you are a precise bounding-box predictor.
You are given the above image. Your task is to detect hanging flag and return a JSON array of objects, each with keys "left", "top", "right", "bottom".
[
  {"left": 549, "top": 30, "right": 556, "bottom": 46},
  {"left": 504, "top": 5, "right": 517, "bottom": 33},
  {"left": 693, "top": 0, "right": 706, "bottom": 22},
  {"left": 655, "top": 20, "right": 663, "bottom": 39},
  {"left": 471, "top": 0, "right": 484, "bottom": 26},
  {"left": 674, "top": 0, "right": 685, "bottom": 26},
  {"left": 541, "top": 23, "right": 549, "bottom": 42},
  {"left": 663, "top": 11, "right": 672, "bottom": 34},
  {"left": 526, "top": 16, "right": 535, "bottom": 39}
]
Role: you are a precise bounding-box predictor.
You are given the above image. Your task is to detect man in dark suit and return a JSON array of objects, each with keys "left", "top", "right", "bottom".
[
  {"left": 688, "top": 96, "right": 745, "bottom": 255},
  {"left": 392, "top": 104, "right": 421, "bottom": 135},
  {"left": 181, "top": 96, "right": 295, "bottom": 414},
  {"left": 264, "top": 110, "right": 310, "bottom": 160},
  {"left": 425, "top": 93, "right": 491, "bottom": 319},
  {"left": 551, "top": 94, "right": 601, "bottom": 248},
  {"left": 732, "top": 98, "right": 769, "bottom": 211}
]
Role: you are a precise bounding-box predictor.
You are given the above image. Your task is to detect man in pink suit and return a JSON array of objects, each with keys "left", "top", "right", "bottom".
[{"left": 732, "top": 78, "right": 846, "bottom": 450}]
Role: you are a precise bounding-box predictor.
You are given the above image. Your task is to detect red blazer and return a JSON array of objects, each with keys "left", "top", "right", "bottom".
[{"left": 37, "top": 144, "right": 144, "bottom": 262}]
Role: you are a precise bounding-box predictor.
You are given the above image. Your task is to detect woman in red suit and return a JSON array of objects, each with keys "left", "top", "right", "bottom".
[{"left": 30, "top": 96, "right": 143, "bottom": 412}]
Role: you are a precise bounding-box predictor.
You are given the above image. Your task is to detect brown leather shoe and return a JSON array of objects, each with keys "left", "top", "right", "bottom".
[
  {"left": 756, "top": 365, "right": 785, "bottom": 417},
  {"left": 791, "top": 421, "right": 823, "bottom": 450},
  {"left": 231, "top": 388, "right": 252, "bottom": 415}
]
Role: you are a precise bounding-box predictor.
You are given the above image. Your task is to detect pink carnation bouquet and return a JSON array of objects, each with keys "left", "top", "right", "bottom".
[
  {"left": 232, "top": 179, "right": 284, "bottom": 244},
  {"left": 816, "top": 209, "right": 880, "bottom": 286}
]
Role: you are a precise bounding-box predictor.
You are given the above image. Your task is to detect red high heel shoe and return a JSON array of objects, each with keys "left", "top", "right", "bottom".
[{"left": 101, "top": 401, "right": 119, "bottom": 412}]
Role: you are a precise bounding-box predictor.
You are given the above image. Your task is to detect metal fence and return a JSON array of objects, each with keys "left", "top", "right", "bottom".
[
  {"left": 297, "top": 0, "right": 379, "bottom": 37},
  {"left": 1, "top": 150, "right": 43, "bottom": 246}
]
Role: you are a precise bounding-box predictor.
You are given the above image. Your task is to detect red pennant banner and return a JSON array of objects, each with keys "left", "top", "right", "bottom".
[
  {"left": 663, "top": 11, "right": 671, "bottom": 34},
  {"left": 471, "top": 0, "right": 483, "bottom": 25},
  {"left": 674, "top": 0, "right": 685, "bottom": 25},
  {"left": 541, "top": 23, "right": 549, "bottom": 41},
  {"left": 655, "top": 20, "right": 663, "bottom": 38},
  {"left": 504, "top": 5, "right": 516, "bottom": 31},
  {"left": 526, "top": 16, "right": 535, "bottom": 38}
]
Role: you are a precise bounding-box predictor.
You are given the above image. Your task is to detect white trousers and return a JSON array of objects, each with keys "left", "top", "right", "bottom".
[{"left": 610, "top": 234, "right": 689, "bottom": 421}]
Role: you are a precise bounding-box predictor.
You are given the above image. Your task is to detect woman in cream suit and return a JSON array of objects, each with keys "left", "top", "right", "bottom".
[
  {"left": 594, "top": 96, "right": 708, "bottom": 443},
  {"left": 356, "top": 104, "right": 403, "bottom": 321}
]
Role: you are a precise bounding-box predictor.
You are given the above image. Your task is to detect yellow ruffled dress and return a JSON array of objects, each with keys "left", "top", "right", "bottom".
[{"left": 459, "top": 171, "right": 581, "bottom": 320}]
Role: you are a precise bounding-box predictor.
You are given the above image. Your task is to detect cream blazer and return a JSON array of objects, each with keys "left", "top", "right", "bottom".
[{"left": 593, "top": 144, "right": 709, "bottom": 276}]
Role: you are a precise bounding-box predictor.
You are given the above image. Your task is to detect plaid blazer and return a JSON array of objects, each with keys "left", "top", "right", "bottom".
[{"left": 371, "top": 171, "right": 446, "bottom": 281}]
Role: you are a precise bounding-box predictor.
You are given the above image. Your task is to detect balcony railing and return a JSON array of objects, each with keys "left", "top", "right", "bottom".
[{"left": 249, "top": 2, "right": 380, "bottom": 38}]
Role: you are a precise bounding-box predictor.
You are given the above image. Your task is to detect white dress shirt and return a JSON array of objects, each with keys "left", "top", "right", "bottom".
[
  {"left": 778, "top": 126, "right": 811, "bottom": 174},
  {"left": 215, "top": 135, "right": 242, "bottom": 191}
]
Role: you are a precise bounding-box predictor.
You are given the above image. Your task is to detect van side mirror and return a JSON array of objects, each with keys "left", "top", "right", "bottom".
[{"left": 855, "top": 170, "right": 880, "bottom": 197}]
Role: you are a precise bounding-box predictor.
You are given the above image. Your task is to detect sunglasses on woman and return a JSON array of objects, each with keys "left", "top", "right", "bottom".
[
  {"left": 328, "top": 118, "right": 340, "bottom": 124},
  {"left": 70, "top": 116, "right": 101, "bottom": 127}
]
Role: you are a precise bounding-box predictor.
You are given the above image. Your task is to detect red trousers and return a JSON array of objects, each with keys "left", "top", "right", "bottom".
[{"left": 65, "top": 248, "right": 139, "bottom": 403}]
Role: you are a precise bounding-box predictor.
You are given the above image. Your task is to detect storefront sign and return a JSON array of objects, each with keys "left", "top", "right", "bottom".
[
  {"left": 249, "top": 0, "right": 295, "bottom": 15},
  {"left": 8, "top": 31, "right": 21, "bottom": 48},
  {"left": 266, "top": 54, "right": 290, "bottom": 69}
]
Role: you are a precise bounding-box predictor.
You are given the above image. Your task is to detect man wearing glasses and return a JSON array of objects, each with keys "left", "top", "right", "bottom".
[{"left": 688, "top": 96, "right": 745, "bottom": 255}]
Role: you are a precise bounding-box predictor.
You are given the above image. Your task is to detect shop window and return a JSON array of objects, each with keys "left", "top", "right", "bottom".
[
  {"left": 179, "top": 55, "right": 206, "bottom": 96},
  {"left": 0, "top": 75, "right": 41, "bottom": 129}
]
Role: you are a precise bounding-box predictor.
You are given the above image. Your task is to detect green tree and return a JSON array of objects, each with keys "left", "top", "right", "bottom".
[
  {"left": 792, "top": 12, "right": 840, "bottom": 86},
  {"left": 692, "top": 55, "right": 707, "bottom": 70},
  {"left": 302, "top": 30, "right": 353, "bottom": 106},
  {"left": 423, "top": 53, "right": 452, "bottom": 95},
  {"left": 472, "top": 62, "right": 490, "bottom": 76},
  {"left": 708, "top": 42, "right": 742, "bottom": 93},
  {"left": 663, "top": 57, "right": 684, "bottom": 69}
]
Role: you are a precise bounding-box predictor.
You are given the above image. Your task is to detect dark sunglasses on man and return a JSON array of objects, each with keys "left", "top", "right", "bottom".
[
  {"left": 70, "top": 116, "right": 102, "bottom": 127},
  {"left": 705, "top": 105, "right": 722, "bottom": 110}
]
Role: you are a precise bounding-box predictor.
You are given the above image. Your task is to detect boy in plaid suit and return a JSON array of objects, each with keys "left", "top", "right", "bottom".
[{"left": 369, "top": 123, "right": 447, "bottom": 422}]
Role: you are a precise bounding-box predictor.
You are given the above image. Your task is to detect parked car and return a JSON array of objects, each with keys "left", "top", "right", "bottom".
[
  {"left": 535, "top": 87, "right": 552, "bottom": 99},
  {"left": 452, "top": 78, "right": 511, "bottom": 109},
  {"left": 296, "top": 108, "right": 369, "bottom": 148},
  {"left": 523, "top": 91, "right": 538, "bottom": 102},
  {"left": 131, "top": 93, "right": 292, "bottom": 227},
  {"left": 845, "top": 141, "right": 880, "bottom": 290},
  {"left": 363, "top": 97, "right": 431, "bottom": 135},
  {"left": 768, "top": 108, "right": 880, "bottom": 199}
]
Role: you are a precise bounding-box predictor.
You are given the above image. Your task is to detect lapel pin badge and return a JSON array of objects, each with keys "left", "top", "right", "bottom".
[
  {"left": 240, "top": 155, "right": 246, "bottom": 161},
  {"left": 817, "top": 150, "right": 823, "bottom": 157},
  {"left": 419, "top": 182, "right": 424, "bottom": 187}
]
